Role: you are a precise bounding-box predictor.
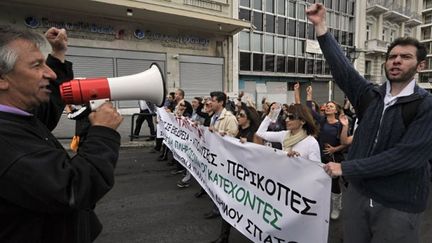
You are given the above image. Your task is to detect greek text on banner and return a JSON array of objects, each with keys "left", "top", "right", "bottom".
[{"left": 157, "top": 108, "right": 331, "bottom": 243}]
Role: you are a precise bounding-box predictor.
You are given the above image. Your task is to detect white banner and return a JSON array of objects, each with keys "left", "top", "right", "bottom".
[{"left": 158, "top": 108, "right": 331, "bottom": 243}]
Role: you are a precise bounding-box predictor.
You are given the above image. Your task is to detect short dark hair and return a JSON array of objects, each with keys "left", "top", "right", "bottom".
[
  {"left": 193, "top": 97, "right": 203, "bottom": 103},
  {"left": 386, "top": 37, "right": 427, "bottom": 62},
  {"left": 210, "top": 91, "right": 226, "bottom": 107},
  {"left": 169, "top": 92, "right": 175, "bottom": 99},
  {"left": 176, "top": 88, "right": 185, "bottom": 98}
]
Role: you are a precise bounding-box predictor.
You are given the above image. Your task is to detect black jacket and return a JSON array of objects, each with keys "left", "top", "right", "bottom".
[
  {"left": 318, "top": 32, "right": 432, "bottom": 213},
  {"left": 0, "top": 55, "right": 121, "bottom": 242}
]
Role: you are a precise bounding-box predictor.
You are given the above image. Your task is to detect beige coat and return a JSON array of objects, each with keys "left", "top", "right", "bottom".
[{"left": 213, "top": 108, "right": 238, "bottom": 137}]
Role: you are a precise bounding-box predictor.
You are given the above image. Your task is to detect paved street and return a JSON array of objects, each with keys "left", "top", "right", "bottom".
[{"left": 88, "top": 147, "right": 431, "bottom": 243}]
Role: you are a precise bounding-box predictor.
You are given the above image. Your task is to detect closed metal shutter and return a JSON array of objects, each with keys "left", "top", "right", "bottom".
[
  {"left": 312, "top": 81, "right": 329, "bottom": 105},
  {"left": 66, "top": 56, "right": 114, "bottom": 78},
  {"left": 266, "top": 81, "right": 288, "bottom": 104},
  {"left": 243, "top": 81, "right": 257, "bottom": 105},
  {"left": 332, "top": 84, "right": 345, "bottom": 105},
  {"left": 179, "top": 55, "right": 224, "bottom": 100}
]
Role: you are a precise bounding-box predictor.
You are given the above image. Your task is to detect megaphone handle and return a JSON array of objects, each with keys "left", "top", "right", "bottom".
[{"left": 89, "top": 98, "right": 111, "bottom": 111}]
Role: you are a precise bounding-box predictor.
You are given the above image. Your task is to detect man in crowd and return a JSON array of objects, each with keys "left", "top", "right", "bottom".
[
  {"left": 132, "top": 99, "right": 156, "bottom": 140},
  {"left": 208, "top": 91, "right": 238, "bottom": 137},
  {"left": 307, "top": 3, "right": 432, "bottom": 243},
  {"left": 204, "top": 91, "right": 238, "bottom": 222},
  {"left": 0, "top": 26, "right": 123, "bottom": 242}
]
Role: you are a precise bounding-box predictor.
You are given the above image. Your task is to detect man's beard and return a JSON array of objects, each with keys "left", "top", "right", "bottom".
[{"left": 385, "top": 66, "right": 417, "bottom": 83}]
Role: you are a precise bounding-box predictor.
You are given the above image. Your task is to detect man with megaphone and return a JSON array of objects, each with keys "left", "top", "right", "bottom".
[{"left": 0, "top": 26, "right": 123, "bottom": 243}]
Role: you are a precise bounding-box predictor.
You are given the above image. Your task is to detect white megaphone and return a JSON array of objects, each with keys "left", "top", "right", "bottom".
[{"left": 60, "top": 63, "right": 166, "bottom": 110}]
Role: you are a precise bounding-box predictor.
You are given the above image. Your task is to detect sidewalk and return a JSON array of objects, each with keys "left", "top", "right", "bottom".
[{"left": 52, "top": 113, "right": 156, "bottom": 149}]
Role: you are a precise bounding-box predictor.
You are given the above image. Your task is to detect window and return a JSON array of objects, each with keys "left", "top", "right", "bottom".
[
  {"left": 306, "top": 59, "right": 314, "bottom": 74},
  {"left": 265, "top": 55, "right": 275, "bottom": 72},
  {"left": 382, "top": 28, "right": 388, "bottom": 41},
  {"left": 341, "top": 31, "right": 347, "bottom": 45},
  {"left": 316, "top": 60, "right": 323, "bottom": 74},
  {"left": 287, "top": 38, "right": 295, "bottom": 55},
  {"left": 277, "top": 0, "right": 285, "bottom": 15},
  {"left": 239, "top": 31, "right": 250, "bottom": 50},
  {"left": 390, "top": 30, "right": 396, "bottom": 43},
  {"left": 254, "top": 0, "right": 262, "bottom": 10},
  {"left": 298, "top": 22, "right": 306, "bottom": 38},
  {"left": 307, "top": 24, "right": 315, "bottom": 39},
  {"left": 253, "top": 12, "right": 263, "bottom": 31},
  {"left": 264, "top": 35, "right": 274, "bottom": 53},
  {"left": 335, "top": 13, "right": 340, "bottom": 29},
  {"left": 422, "top": 28, "right": 431, "bottom": 40},
  {"left": 240, "top": 0, "right": 250, "bottom": 7},
  {"left": 297, "top": 4, "right": 306, "bottom": 20},
  {"left": 324, "top": 61, "right": 331, "bottom": 74},
  {"left": 332, "top": 0, "right": 339, "bottom": 11},
  {"left": 277, "top": 17, "right": 286, "bottom": 35},
  {"left": 297, "top": 40, "right": 304, "bottom": 56},
  {"left": 298, "top": 58, "right": 305, "bottom": 73},
  {"left": 239, "top": 9, "right": 251, "bottom": 21},
  {"left": 240, "top": 52, "right": 251, "bottom": 71},
  {"left": 365, "top": 60, "right": 371, "bottom": 74},
  {"left": 425, "top": 13, "right": 432, "bottom": 24},
  {"left": 348, "top": 33, "right": 353, "bottom": 46},
  {"left": 266, "top": 14, "right": 275, "bottom": 33},
  {"left": 349, "top": 0, "right": 355, "bottom": 15},
  {"left": 252, "top": 33, "right": 262, "bottom": 52},
  {"left": 340, "top": 0, "right": 347, "bottom": 13},
  {"left": 253, "top": 53, "right": 263, "bottom": 71},
  {"left": 334, "top": 29, "right": 340, "bottom": 42},
  {"left": 266, "top": 0, "right": 274, "bottom": 13},
  {"left": 366, "top": 24, "right": 371, "bottom": 40},
  {"left": 288, "top": 57, "right": 296, "bottom": 73},
  {"left": 288, "top": 20, "right": 296, "bottom": 36},
  {"left": 276, "top": 37, "right": 285, "bottom": 54},
  {"left": 288, "top": 1, "right": 296, "bottom": 18},
  {"left": 276, "top": 56, "right": 286, "bottom": 72}
]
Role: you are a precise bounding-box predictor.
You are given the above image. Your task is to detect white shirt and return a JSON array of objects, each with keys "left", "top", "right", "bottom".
[
  {"left": 139, "top": 100, "right": 149, "bottom": 110},
  {"left": 383, "top": 79, "right": 416, "bottom": 111},
  {"left": 374, "top": 79, "right": 416, "bottom": 145},
  {"left": 256, "top": 116, "right": 321, "bottom": 162}
]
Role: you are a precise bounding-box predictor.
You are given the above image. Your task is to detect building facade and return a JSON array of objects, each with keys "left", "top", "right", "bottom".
[
  {"left": 361, "top": 0, "right": 423, "bottom": 86},
  {"left": 0, "top": 0, "right": 249, "bottom": 110},
  {"left": 237, "top": 0, "right": 356, "bottom": 107},
  {"left": 420, "top": 0, "right": 432, "bottom": 89}
]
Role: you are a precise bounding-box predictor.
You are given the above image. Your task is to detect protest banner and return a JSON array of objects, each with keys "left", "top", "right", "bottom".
[{"left": 158, "top": 108, "right": 331, "bottom": 243}]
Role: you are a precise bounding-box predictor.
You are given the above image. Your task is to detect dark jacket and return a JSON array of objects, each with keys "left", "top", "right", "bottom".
[
  {"left": 318, "top": 32, "right": 432, "bottom": 213},
  {"left": 0, "top": 55, "right": 121, "bottom": 242}
]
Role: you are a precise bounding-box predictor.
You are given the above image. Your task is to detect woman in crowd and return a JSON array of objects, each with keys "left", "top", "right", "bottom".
[
  {"left": 306, "top": 86, "right": 346, "bottom": 220},
  {"left": 255, "top": 104, "right": 320, "bottom": 161}
]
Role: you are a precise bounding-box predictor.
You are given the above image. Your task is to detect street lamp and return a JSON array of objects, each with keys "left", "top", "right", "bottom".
[{"left": 346, "top": 46, "right": 361, "bottom": 63}]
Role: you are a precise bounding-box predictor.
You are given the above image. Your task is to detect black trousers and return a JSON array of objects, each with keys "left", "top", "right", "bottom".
[{"left": 134, "top": 109, "right": 155, "bottom": 136}]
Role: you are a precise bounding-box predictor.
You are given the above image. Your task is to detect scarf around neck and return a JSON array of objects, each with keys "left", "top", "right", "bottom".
[{"left": 283, "top": 129, "right": 308, "bottom": 152}]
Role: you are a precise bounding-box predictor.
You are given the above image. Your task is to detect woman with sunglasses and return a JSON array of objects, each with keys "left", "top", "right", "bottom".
[
  {"left": 255, "top": 104, "right": 320, "bottom": 161},
  {"left": 211, "top": 104, "right": 260, "bottom": 243}
]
